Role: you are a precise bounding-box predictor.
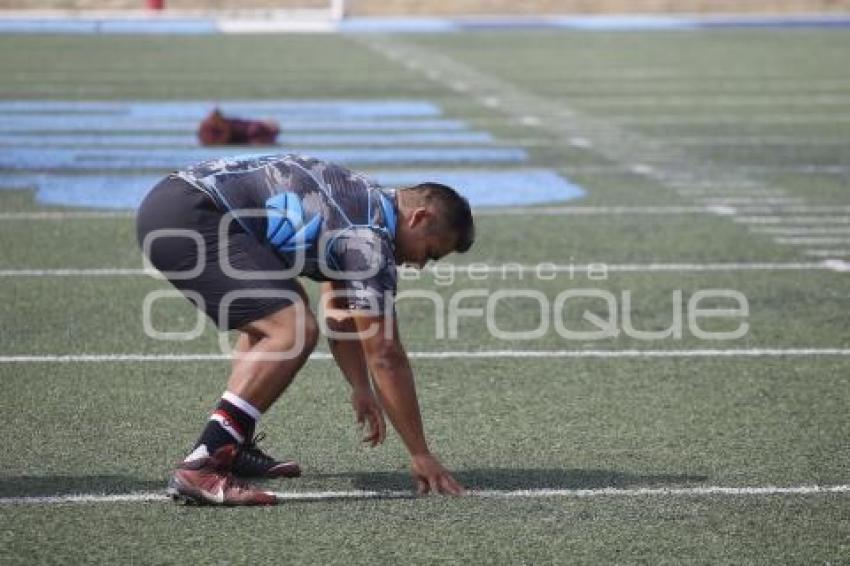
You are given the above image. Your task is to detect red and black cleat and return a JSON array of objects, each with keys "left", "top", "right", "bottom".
[
  {"left": 167, "top": 444, "right": 278, "bottom": 506},
  {"left": 232, "top": 433, "right": 302, "bottom": 479}
]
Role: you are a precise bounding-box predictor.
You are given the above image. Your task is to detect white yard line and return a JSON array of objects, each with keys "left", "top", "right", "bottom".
[
  {"left": 0, "top": 211, "right": 135, "bottom": 220},
  {"left": 330, "top": 114, "right": 850, "bottom": 129},
  {"left": 676, "top": 189, "right": 788, "bottom": 196},
  {"left": 538, "top": 75, "right": 850, "bottom": 86},
  {"left": 750, "top": 227, "right": 850, "bottom": 235},
  {"left": 2, "top": 206, "right": 847, "bottom": 224},
  {"left": 697, "top": 197, "right": 804, "bottom": 205},
  {"left": 734, "top": 216, "right": 850, "bottom": 225},
  {"left": 774, "top": 237, "right": 850, "bottom": 246},
  {"left": 1, "top": 206, "right": 847, "bottom": 221},
  {"left": 435, "top": 262, "right": 841, "bottom": 274},
  {"left": 558, "top": 164, "right": 850, "bottom": 175},
  {"left": 743, "top": 206, "right": 850, "bottom": 214},
  {"left": 2, "top": 484, "right": 848, "bottom": 506},
  {"left": 569, "top": 95, "right": 850, "bottom": 107},
  {"left": 0, "top": 261, "right": 845, "bottom": 278},
  {"left": 804, "top": 249, "right": 850, "bottom": 257},
  {"left": 2, "top": 348, "right": 850, "bottom": 364},
  {"left": 0, "top": 268, "right": 149, "bottom": 276},
  {"left": 0, "top": 206, "right": 719, "bottom": 221},
  {"left": 667, "top": 181, "right": 762, "bottom": 189},
  {"left": 0, "top": 353, "right": 232, "bottom": 363},
  {"left": 716, "top": 206, "right": 850, "bottom": 215},
  {"left": 473, "top": 206, "right": 712, "bottom": 215},
  {"left": 654, "top": 136, "right": 850, "bottom": 146},
  {"left": 610, "top": 114, "right": 850, "bottom": 125},
  {"left": 479, "top": 205, "right": 849, "bottom": 216}
]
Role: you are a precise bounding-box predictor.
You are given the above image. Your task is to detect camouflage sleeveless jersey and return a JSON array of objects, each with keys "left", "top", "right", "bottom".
[{"left": 173, "top": 153, "right": 398, "bottom": 312}]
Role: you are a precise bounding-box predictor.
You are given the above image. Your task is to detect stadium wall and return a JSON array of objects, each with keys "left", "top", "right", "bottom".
[{"left": 2, "top": 0, "right": 849, "bottom": 14}]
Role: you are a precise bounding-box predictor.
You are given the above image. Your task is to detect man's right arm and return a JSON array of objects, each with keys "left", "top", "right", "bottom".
[
  {"left": 353, "top": 313, "right": 464, "bottom": 496},
  {"left": 329, "top": 226, "right": 461, "bottom": 494}
]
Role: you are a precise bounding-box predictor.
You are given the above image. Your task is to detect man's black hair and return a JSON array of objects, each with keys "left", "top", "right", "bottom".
[{"left": 404, "top": 182, "right": 475, "bottom": 253}]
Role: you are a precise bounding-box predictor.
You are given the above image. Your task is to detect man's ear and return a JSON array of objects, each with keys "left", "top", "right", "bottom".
[{"left": 408, "top": 207, "right": 430, "bottom": 228}]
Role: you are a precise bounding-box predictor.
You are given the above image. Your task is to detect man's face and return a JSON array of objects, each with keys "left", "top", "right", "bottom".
[{"left": 395, "top": 207, "right": 457, "bottom": 269}]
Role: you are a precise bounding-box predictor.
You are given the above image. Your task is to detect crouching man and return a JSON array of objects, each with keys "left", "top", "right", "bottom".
[{"left": 137, "top": 153, "right": 473, "bottom": 505}]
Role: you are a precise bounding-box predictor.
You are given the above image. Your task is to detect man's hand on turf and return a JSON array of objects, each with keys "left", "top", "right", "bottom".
[
  {"left": 411, "top": 453, "right": 465, "bottom": 496},
  {"left": 352, "top": 387, "right": 386, "bottom": 447}
]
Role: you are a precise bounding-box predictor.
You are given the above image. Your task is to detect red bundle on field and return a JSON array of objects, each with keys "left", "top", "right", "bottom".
[{"left": 197, "top": 108, "right": 280, "bottom": 146}]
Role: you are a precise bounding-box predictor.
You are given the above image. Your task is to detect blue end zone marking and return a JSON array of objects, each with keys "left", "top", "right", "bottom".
[
  {"left": 550, "top": 15, "right": 699, "bottom": 30},
  {"left": 97, "top": 19, "right": 218, "bottom": 34},
  {"left": 0, "top": 132, "right": 494, "bottom": 147},
  {"left": 373, "top": 169, "right": 586, "bottom": 207},
  {"left": 451, "top": 15, "right": 850, "bottom": 31},
  {"left": 0, "top": 97, "right": 583, "bottom": 209},
  {"left": 0, "top": 19, "right": 216, "bottom": 34},
  {"left": 0, "top": 175, "right": 157, "bottom": 209},
  {"left": 698, "top": 16, "right": 850, "bottom": 29},
  {"left": 0, "top": 117, "right": 469, "bottom": 133},
  {"left": 0, "top": 147, "right": 527, "bottom": 170},
  {"left": 0, "top": 100, "right": 441, "bottom": 118},
  {"left": 0, "top": 20, "right": 101, "bottom": 34},
  {"left": 339, "top": 15, "right": 850, "bottom": 32},
  {"left": 339, "top": 18, "right": 459, "bottom": 33},
  {"left": 0, "top": 169, "right": 585, "bottom": 209},
  {"left": 2, "top": 15, "right": 850, "bottom": 35}
]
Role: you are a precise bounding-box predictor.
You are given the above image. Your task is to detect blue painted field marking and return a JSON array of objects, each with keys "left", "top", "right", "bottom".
[
  {"left": 0, "top": 117, "right": 469, "bottom": 133},
  {"left": 0, "top": 102, "right": 463, "bottom": 139},
  {"left": 0, "top": 98, "right": 584, "bottom": 209},
  {"left": 0, "top": 20, "right": 102, "bottom": 34},
  {"left": 0, "top": 100, "right": 441, "bottom": 118},
  {"left": 0, "top": 131, "right": 494, "bottom": 148},
  {"left": 0, "top": 147, "right": 527, "bottom": 170},
  {"left": 374, "top": 169, "right": 586, "bottom": 207},
  {"left": 98, "top": 19, "right": 220, "bottom": 34},
  {"left": 0, "top": 169, "right": 584, "bottom": 209},
  {"left": 0, "top": 19, "right": 216, "bottom": 35},
  {"left": 340, "top": 18, "right": 459, "bottom": 33},
  {"left": 549, "top": 15, "right": 699, "bottom": 30},
  {"left": 1, "top": 15, "right": 849, "bottom": 35}
]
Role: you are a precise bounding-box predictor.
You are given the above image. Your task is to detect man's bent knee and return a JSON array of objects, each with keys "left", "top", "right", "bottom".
[
  {"left": 243, "top": 302, "right": 320, "bottom": 359},
  {"left": 281, "top": 309, "right": 319, "bottom": 356}
]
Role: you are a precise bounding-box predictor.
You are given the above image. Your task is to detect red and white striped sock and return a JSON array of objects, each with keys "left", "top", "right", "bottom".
[{"left": 185, "top": 391, "right": 261, "bottom": 463}]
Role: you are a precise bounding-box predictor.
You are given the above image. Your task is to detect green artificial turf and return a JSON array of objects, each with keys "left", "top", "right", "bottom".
[{"left": 0, "top": 29, "right": 848, "bottom": 565}]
